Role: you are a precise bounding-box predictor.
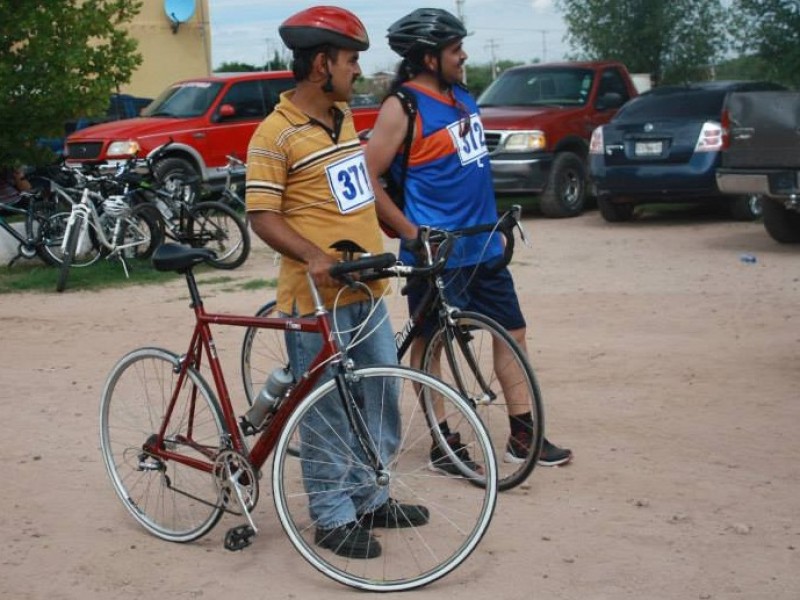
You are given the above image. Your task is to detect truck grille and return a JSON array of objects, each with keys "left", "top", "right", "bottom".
[
  {"left": 66, "top": 142, "right": 103, "bottom": 160},
  {"left": 483, "top": 131, "right": 502, "bottom": 153}
]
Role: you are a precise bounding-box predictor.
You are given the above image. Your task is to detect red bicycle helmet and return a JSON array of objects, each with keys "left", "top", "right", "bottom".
[{"left": 279, "top": 6, "right": 369, "bottom": 51}]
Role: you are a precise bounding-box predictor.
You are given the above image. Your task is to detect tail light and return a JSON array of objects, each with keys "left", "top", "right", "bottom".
[
  {"left": 720, "top": 108, "right": 730, "bottom": 150},
  {"left": 694, "top": 121, "right": 723, "bottom": 152},
  {"left": 589, "top": 126, "right": 604, "bottom": 155}
]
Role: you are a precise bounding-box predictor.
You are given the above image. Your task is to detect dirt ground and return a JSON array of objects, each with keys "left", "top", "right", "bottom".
[{"left": 1, "top": 207, "right": 798, "bottom": 600}]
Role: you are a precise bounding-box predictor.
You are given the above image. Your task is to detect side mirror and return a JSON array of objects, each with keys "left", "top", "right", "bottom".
[
  {"left": 217, "top": 104, "right": 236, "bottom": 121},
  {"left": 596, "top": 92, "right": 624, "bottom": 111}
]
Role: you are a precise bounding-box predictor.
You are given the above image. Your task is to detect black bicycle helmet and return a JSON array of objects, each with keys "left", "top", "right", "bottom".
[
  {"left": 387, "top": 8, "right": 467, "bottom": 58},
  {"left": 279, "top": 6, "right": 369, "bottom": 51}
]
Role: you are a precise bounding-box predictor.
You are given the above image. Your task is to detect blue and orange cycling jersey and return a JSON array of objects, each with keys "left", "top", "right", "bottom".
[{"left": 390, "top": 83, "right": 503, "bottom": 268}]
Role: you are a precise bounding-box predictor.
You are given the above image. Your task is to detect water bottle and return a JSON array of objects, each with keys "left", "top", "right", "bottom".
[{"left": 244, "top": 367, "right": 294, "bottom": 429}]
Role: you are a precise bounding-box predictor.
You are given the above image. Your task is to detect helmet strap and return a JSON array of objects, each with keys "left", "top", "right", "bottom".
[{"left": 322, "top": 73, "right": 334, "bottom": 93}]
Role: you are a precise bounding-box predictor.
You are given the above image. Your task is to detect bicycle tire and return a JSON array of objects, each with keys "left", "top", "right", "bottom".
[
  {"left": 240, "top": 299, "right": 303, "bottom": 455},
  {"left": 187, "top": 201, "right": 249, "bottom": 269},
  {"left": 99, "top": 347, "right": 228, "bottom": 543},
  {"left": 241, "top": 300, "right": 282, "bottom": 406},
  {"left": 115, "top": 204, "right": 164, "bottom": 260},
  {"left": 272, "top": 365, "right": 497, "bottom": 591},
  {"left": 40, "top": 209, "right": 102, "bottom": 268},
  {"left": 25, "top": 199, "right": 58, "bottom": 267},
  {"left": 422, "top": 310, "right": 544, "bottom": 491},
  {"left": 56, "top": 212, "right": 82, "bottom": 292}
]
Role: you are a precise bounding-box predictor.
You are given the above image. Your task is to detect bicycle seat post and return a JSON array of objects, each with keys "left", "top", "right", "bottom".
[{"left": 306, "top": 272, "right": 327, "bottom": 316}]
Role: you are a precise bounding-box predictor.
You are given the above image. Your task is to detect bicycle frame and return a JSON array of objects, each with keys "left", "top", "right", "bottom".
[
  {"left": 148, "top": 269, "right": 368, "bottom": 475},
  {"left": 62, "top": 187, "right": 150, "bottom": 258}
]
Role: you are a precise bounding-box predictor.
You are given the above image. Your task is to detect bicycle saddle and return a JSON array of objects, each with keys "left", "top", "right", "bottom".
[{"left": 152, "top": 243, "right": 216, "bottom": 272}]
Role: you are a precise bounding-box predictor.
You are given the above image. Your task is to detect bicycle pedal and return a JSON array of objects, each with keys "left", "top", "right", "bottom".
[{"left": 224, "top": 524, "right": 255, "bottom": 551}]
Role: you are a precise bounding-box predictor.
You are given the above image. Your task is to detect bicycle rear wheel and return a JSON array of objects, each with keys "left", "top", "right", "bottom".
[
  {"left": 99, "top": 347, "right": 227, "bottom": 542},
  {"left": 273, "top": 365, "right": 497, "bottom": 591},
  {"left": 423, "top": 311, "right": 544, "bottom": 491},
  {"left": 187, "top": 201, "right": 249, "bottom": 269}
]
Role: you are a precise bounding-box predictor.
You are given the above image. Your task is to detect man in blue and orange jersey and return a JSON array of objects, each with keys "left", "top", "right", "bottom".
[{"left": 365, "top": 8, "right": 572, "bottom": 470}]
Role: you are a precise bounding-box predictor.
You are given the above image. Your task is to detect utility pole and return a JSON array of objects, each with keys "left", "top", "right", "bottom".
[
  {"left": 532, "top": 29, "right": 553, "bottom": 62},
  {"left": 486, "top": 38, "right": 500, "bottom": 80}
]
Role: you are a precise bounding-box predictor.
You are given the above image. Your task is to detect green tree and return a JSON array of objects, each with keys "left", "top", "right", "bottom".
[
  {"left": 556, "top": 0, "right": 728, "bottom": 84},
  {"left": 0, "top": 0, "right": 143, "bottom": 166},
  {"left": 466, "top": 60, "right": 524, "bottom": 97},
  {"left": 216, "top": 61, "right": 259, "bottom": 72},
  {"left": 731, "top": 0, "right": 800, "bottom": 88},
  {"left": 265, "top": 50, "right": 290, "bottom": 72}
]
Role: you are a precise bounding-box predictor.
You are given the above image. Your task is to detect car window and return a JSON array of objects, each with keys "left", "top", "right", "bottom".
[
  {"left": 479, "top": 68, "right": 594, "bottom": 107},
  {"left": 616, "top": 89, "right": 727, "bottom": 121},
  {"left": 262, "top": 78, "right": 296, "bottom": 111},
  {"left": 143, "top": 81, "right": 224, "bottom": 118},
  {"left": 219, "top": 80, "right": 267, "bottom": 119},
  {"left": 597, "top": 68, "right": 632, "bottom": 103}
]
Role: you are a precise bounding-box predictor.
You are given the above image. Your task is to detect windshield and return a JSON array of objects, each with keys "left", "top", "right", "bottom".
[
  {"left": 616, "top": 89, "right": 726, "bottom": 121},
  {"left": 141, "top": 81, "right": 224, "bottom": 118},
  {"left": 478, "top": 67, "right": 594, "bottom": 107}
]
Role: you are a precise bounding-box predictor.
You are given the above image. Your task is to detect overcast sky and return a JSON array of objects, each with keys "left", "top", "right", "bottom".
[{"left": 206, "top": 0, "right": 571, "bottom": 75}]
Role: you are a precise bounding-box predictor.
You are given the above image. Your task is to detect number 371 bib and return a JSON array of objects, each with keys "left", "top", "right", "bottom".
[{"left": 325, "top": 152, "right": 375, "bottom": 214}]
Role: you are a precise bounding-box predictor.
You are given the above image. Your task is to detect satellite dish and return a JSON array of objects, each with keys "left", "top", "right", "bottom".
[{"left": 164, "top": 0, "right": 196, "bottom": 33}]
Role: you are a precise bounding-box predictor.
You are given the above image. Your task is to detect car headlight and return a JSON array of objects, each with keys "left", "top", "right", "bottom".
[
  {"left": 502, "top": 131, "right": 546, "bottom": 152},
  {"left": 107, "top": 140, "right": 141, "bottom": 157}
]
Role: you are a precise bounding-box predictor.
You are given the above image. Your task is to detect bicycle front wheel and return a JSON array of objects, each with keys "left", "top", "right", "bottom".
[
  {"left": 99, "top": 347, "right": 228, "bottom": 543},
  {"left": 273, "top": 365, "right": 497, "bottom": 592},
  {"left": 40, "top": 209, "right": 102, "bottom": 268},
  {"left": 187, "top": 201, "right": 249, "bottom": 269},
  {"left": 56, "top": 212, "right": 83, "bottom": 292},
  {"left": 423, "top": 311, "right": 544, "bottom": 491}
]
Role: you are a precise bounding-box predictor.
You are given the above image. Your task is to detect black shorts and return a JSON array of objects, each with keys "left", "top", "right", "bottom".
[{"left": 407, "top": 262, "right": 526, "bottom": 337}]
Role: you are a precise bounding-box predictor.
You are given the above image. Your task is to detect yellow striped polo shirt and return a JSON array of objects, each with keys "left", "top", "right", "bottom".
[{"left": 246, "top": 90, "right": 387, "bottom": 315}]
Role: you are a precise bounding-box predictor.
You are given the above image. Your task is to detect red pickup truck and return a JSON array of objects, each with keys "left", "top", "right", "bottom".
[
  {"left": 478, "top": 61, "right": 638, "bottom": 217},
  {"left": 65, "top": 71, "right": 379, "bottom": 192}
]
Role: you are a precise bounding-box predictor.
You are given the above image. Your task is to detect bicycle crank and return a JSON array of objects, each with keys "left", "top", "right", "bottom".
[{"left": 213, "top": 450, "right": 259, "bottom": 534}]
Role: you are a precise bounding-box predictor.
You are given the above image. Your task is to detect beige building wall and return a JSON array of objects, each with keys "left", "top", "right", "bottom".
[{"left": 121, "top": 0, "right": 212, "bottom": 98}]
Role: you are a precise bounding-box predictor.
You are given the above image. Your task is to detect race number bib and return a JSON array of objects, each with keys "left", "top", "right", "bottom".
[
  {"left": 325, "top": 152, "right": 375, "bottom": 213},
  {"left": 447, "top": 113, "right": 489, "bottom": 166}
]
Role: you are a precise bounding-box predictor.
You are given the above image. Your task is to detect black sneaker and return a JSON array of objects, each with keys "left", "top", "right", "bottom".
[
  {"left": 360, "top": 498, "right": 430, "bottom": 529},
  {"left": 538, "top": 438, "right": 573, "bottom": 467},
  {"left": 429, "top": 432, "right": 482, "bottom": 476},
  {"left": 504, "top": 429, "right": 534, "bottom": 464},
  {"left": 314, "top": 522, "right": 382, "bottom": 559}
]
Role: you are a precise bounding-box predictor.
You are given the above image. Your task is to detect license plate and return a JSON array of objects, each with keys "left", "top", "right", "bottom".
[{"left": 634, "top": 141, "right": 663, "bottom": 156}]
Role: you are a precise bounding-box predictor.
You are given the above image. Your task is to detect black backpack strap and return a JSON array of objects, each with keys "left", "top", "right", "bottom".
[{"left": 387, "top": 87, "right": 417, "bottom": 211}]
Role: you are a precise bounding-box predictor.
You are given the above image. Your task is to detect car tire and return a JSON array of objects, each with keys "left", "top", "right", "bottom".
[
  {"left": 539, "top": 152, "right": 587, "bottom": 218},
  {"left": 762, "top": 198, "right": 800, "bottom": 243},
  {"left": 597, "top": 197, "right": 635, "bottom": 222},
  {"left": 729, "top": 194, "right": 763, "bottom": 221},
  {"left": 153, "top": 157, "right": 201, "bottom": 201}
]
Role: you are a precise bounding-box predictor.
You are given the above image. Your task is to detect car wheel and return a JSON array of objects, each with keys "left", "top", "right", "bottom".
[
  {"left": 539, "top": 152, "right": 587, "bottom": 218},
  {"left": 729, "top": 194, "right": 763, "bottom": 221},
  {"left": 762, "top": 198, "right": 800, "bottom": 243},
  {"left": 153, "top": 157, "right": 201, "bottom": 202},
  {"left": 597, "top": 197, "right": 635, "bottom": 222}
]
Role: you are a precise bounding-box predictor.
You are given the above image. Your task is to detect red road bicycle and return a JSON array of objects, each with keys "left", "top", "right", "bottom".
[{"left": 99, "top": 242, "right": 497, "bottom": 592}]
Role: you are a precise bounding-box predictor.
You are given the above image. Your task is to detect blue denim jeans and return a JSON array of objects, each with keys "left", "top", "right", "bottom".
[{"left": 285, "top": 299, "right": 400, "bottom": 529}]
